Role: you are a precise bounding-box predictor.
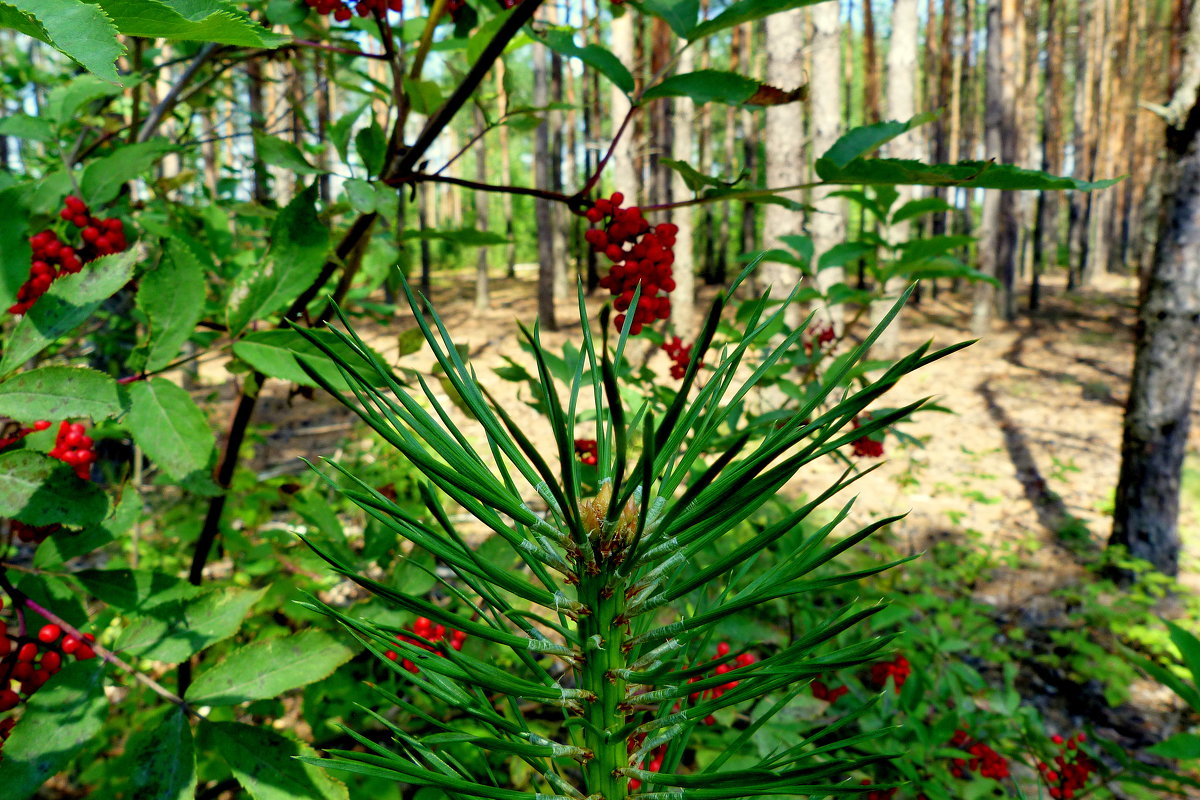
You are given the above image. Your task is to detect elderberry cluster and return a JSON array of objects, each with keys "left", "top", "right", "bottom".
[
  {"left": 810, "top": 677, "right": 848, "bottom": 702},
  {"left": 677, "top": 641, "right": 757, "bottom": 726},
  {"left": 11, "top": 196, "right": 128, "bottom": 316},
  {"left": 573, "top": 439, "right": 598, "bottom": 466},
  {"left": 1039, "top": 734, "right": 1094, "bottom": 799},
  {"left": 804, "top": 322, "right": 836, "bottom": 356},
  {"left": 304, "top": 0, "right": 402, "bottom": 21},
  {"left": 627, "top": 739, "right": 665, "bottom": 792},
  {"left": 948, "top": 728, "right": 1010, "bottom": 781},
  {"left": 867, "top": 653, "right": 910, "bottom": 689},
  {"left": 850, "top": 415, "right": 885, "bottom": 459},
  {"left": 383, "top": 616, "right": 466, "bottom": 674},
  {"left": 3, "top": 419, "right": 97, "bottom": 544},
  {"left": 859, "top": 781, "right": 896, "bottom": 800},
  {"left": 585, "top": 193, "right": 678, "bottom": 335},
  {"left": 661, "top": 336, "right": 697, "bottom": 380},
  {"left": 0, "top": 600, "right": 97, "bottom": 756}
]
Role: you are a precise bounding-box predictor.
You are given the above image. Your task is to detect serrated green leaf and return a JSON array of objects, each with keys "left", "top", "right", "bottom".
[
  {"left": 227, "top": 183, "right": 329, "bottom": 333},
  {"left": 355, "top": 120, "right": 386, "bottom": 176},
  {"left": 0, "top": 450, "right": 109, "bottom": 526},
  {"left": 254, "top": 130, "right": 323, "bottom": 174},
  {"left": 0, "top": 366, "right": 123, "bottom": 421},
  {"left": 891, "top": 196, "right": 955, "bottom": 225},
  {"left": 232, "top": 329, "right": 391, "bottom": 392},
  {"left": 74, "top": 567, "right": 201, "bottom": 612},
  {"left": 639, "top": 0, "right": 699, "bottom": 37},
  {"left": 44, "top": 74, "right": 123, "bottom": 125},
  {"left": 539, "top": 28, "right": 634, "bottom": 95},
  {"left": 81, "top": 138, "right": 173, "bottom": 206},
  {"left": 0, "top": 113, "right": 53, "bottom": 141},
  {"left": 35, "top": 488, "right": 138, "bottom": 567},
  {"left": 0, "top": 661, "right": 107, "bottom": 800},
  {"left": 187, "top": 631, "right": 356, "bottom": 705},
  {"left": 140, "top": 238, "right": 206, "bottom": 371},
  {"left": 689, "top": 0, "right": 828, "bottom": 40},
  {"left": 127, "top": 706, "right": 197, "bottom": 800},
  {"left": 0, "top": 0, "right": 124, "bottom": 83},
  {"left": 818, "top": 114, "right": 938, "bottom": 169},
  {"left": 0, "top": 248, "right": 138, "bottom": 373},
  {"left": 126, "top": 378, "right": 216, "bottom": 482},
  {"left": 643, "top": 70, "right": 760, "bottom": 105},
  {"left": 206, "top": 721, "right": 350, "bottom": 800},
  {"left": 98, "top": 0, "right": 289, "bottom": 46},
  {"left": 114, "top": 585, "right": 267, "bottom": 664},
  {"left": 815, "top": 157, "right": 1122, "bottom": 190}
]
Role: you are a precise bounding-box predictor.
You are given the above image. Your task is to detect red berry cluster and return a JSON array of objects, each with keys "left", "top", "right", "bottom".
[
  {"left": 383, "top": 616, "right": 466, "bottom": 674},
  {"left": 0, "top": 420, "right": 50, "bottom": 451},
  {"left": 948, "top": 729, "right": 1010, "bottom": 781},
  {"left": 625, "top": 735, "right": 665, "bottom": 791},
  {"left": 676, "top": 642, "right": 757, "bottom": 726},
  {"left": 810, "top": 677, "right": 848, "bottom": 703},
  {"left": 859, "top": 781, "right": 896, "bottom": 800},
  {"left": 1039, "top": 734, "right": 1094, "bottom": 799},
  {"left": 850, "top": 415, "right": 885, "bottom": 459},
  {"left": 49, "top": 421, "right": 96, "bottom": 480},
  {"left": 11, "top": 196, "right": 127, "bottom": 315},
  {"left": 304, "top": 0, "right": 402, "bottom": 21},
  {"left": 585, "top": 193, "right": 678, "bottom": 335},
  {"left": 0, "top": 600, "right": 97, "bottom": 755},
  {"left": 867, "top": 654, "right": 910, "bottom": 690},
  {"left": 574, "top": 439, "right": 598, "bottom": 466},
  {"left": 662, "top": 337, "right": 698, "bottom": 380},
  {"left": 804, "top": 322, "right": 836, "bottom": 356}
]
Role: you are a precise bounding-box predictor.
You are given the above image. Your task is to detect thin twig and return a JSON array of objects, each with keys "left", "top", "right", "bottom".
[
  {"left": 291, "top": 38, "right": 389, "bottom": 59},
  {"left": 137, "top": 43, "right": 221, "bottom": 143}
]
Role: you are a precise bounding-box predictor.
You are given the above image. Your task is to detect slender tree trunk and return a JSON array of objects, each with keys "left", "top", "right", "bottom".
[
  {"left": 609, "top": 8, "right": 638, "bottom": 196},
  {"left": 535, "top": 36, "right": 557, "bottom": 329},
  {"left": 246, "top": 59, "right": 269, "bottom": 203},
  {"left": 670, "top": 45, "right": 697, "bottom": 331},
  {"left": 811, "top": 1, "right": 845, "bottom": 333},
  {"left": 863, "top": 0, "right": 881, "bottom": 124},
  {"left": 714, "top": 26, "right": 741, "bottom": 286},
  {"left": 761, "top": 9, "right": 806, "bottom": 325},
  {"left": 1067, "top": 0, "right": 1096, "bottom": 290},
  {"left": 1031, "top": 0, "right": 1063, "bottom": 311},
  {"left": 971, "top": 0, "right": 1019, "bottom": 333},
  {"left": 474, "top": 107, "right": 490, "bottom": 311},
  {"left": 1109, "top": 1, "right": 1200, "bottom": 577},
  {"left": 495, "top": 60, "right": 517, "bottom": 279}
]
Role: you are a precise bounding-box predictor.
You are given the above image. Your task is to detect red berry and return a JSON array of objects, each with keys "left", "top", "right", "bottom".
[{"left": 37, "top": 624, "right": 60, "bottom": 643}]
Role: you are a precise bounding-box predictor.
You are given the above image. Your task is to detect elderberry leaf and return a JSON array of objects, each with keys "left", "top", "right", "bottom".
[
  {"left": 114, "top": 585, "right": 267, "bottom": 664},
  {"left": 204, "top": 721, "right": 350, "bottom": 800},
  {"left": 642, "top": 70, "right": 763, "bottom": 107},
  {"left": 186, "top": 631, "right": 356, "bottom": 706},
  {"left": 815, "top": 157, "right": 1123, "bottom": 191},
  {"left": 0, "top": 366, "right": 122, "bottom": 421},
  {"left": 124, "top": 706, "right": 196, "bottom": 800},
  {"left": 0, "top": 185, "right": 31, "bottom": 316},
  {"left": 0, "top": 450, "right": 109, "bottom": 526},
  {"left": 639, "top": 0, "right": 699, "bottom": 38},
  {"left": 74, "top": 567, "right": 201, "bottom": 613},
  {"left": 80, "top": 137, "right": 174, "bottom": 206},
  {"left": 0, "top": 248, "right": 139, "bottom": 374},
  {"left": 0, "top": 661, "right": 108, "bottom": 800},
  {"left": 35, "top": 488, "right": 140, "bottom": 567},
  {"left": 252, "top": 130, "right": 324, "bottom": 175},
  {"left": 126, "top": 378, "right": 216, "bottom": 483},
  {"left": 688, "top": 0, "right": 826, "bottom": 40},
  {"left": 139, "top": 238, "right": 206, "bottom": 372},
  {"left": 537, "top": 27, "right": 634, "bottom": 95},
  {"left": 233, "top": 329, "right": 390, "bottom": 392},
  {"left": 0, "top": 0, "right": 124, "bottom": 83},
  {"left": 96, "top": 0, "right": 290, "bottom": 47},
  {"left": 0, "top": 113, "right": 53, "bottom": 141}
]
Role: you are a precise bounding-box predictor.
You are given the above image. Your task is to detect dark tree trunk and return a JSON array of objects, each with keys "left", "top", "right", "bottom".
[{"left": 1109, "top": 96, "right": 1200, "bottom": 578}]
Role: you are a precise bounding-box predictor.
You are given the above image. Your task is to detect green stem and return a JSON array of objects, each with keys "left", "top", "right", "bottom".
[{"left": 578, "top": 571, "right": 628, "bottom": 799}]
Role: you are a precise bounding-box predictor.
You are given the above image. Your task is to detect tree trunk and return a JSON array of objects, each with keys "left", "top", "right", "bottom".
[
  {"left": 810, "top": 1, "right": 845, "bottom": 333},
  {"left": 1109, "top": 3, "right": 1200, "bottom": 577},
  {"left": 474, "top": 106, "right": 490, "bottom": 311},
  {"left": 609, "top": 8, "right": 638, "bottom": 197},
  {"left": 863, "top": 0, "right": 881, "bottom": 124},
  {"left": 670, "top": 45, "right": 697, "bottom": 331},
  {"left": 971, "top": 0, "right": 1019, "bottom": 333},
  {"left": 761, "top": 9, "right": 806, "bottom": 324},
  {"left": 1031, "top": 0, "right": 1064, "bottom": 311},
  {"left": 495, "top": 60, "right": 517, "bottom": 280},
  {"left": 1067, "top": 0, "right": 1096, "bottom": 290},
  {"left": 871, "top": 0, "right": 919, "bottom": 352},
  {"left": 534, "top": 35, "right": 557, "bottom": 329}
]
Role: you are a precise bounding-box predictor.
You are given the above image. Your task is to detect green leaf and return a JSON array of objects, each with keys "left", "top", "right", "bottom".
[
  {"left": 187, "top": 631, "right": 356, "bottom": 706},
  {"left": 233, "top": 329, "right": 391, "bottom": 392},
  {"left": 74, "top": 567, "right": 200, "bottom": 612},
  {"left": 642, "top": 70, "right": 760, "bottom": 106},
  {"left": 329, "top": 102, "right": 369, "bottom": 165},
  {"left": 0, "top": 248, "right": 138, "bottom": 373},
  {"left": 1148, "top": 732, "right": 1200, "bottom": 760},
  {"left": 126, "top": 706, "right": 197, "bottom": 800},
  {"left": 403, "top": 77, "right": 443, "bottom": 116},
  {"left": 114, "top": 585, "right": 267, "bottom": 664},
  {"left": 35, "top": 488, "right": 139, "bottom": 567},
  {"left": 891, "top": 196, "right": 955, "bottom": 225},
  {"left": 639, "top": 0, "right": 699, "bottom": 38},
  {"left": 44, "top": 74, "right": 123, "bottom": 125},
  {"left": 97, "top": 0, "right": 289, "bottom": 46},
  {"left": 0, "top": 450, "right": 109, "bottom": 526},
  {"left": 0, "top": 661, "right": 108, "bottom": 800},
  {"left": 139, "top": 238, "right": 207, "bottom": 371},
  {"left": 0, "top": 0, "right": 124, "bottom": 83},
  {"left": 227, "top": 183, "right": 329, "bottom": 333},
  {"left": 81, "top": 138, "right": 174, "bottom": 206},
  {"left": 688, "top": 0, "right": 826, "bottom": 40},
  {"left": 815, "top": 157, "right": 1123, "bottom": 190},
  {"left": 660, "top": 158, "right": 741, "bottom": 192},
  {"left": 356, "top": 120, "right": 386, "bottom": 176},
  {"left": 206, "top": 721, "right": 350, "bottom": 800},
  {"left": 126, "top": 378, "right": 216, "bottom": 482},
  {"left": 253, "top": 130, "right": 323, "bottom": 175},
  {"left": 0, "top": 113, "right": 53, "bottom": 141},
  {"left": 343, "top": 178, "right": 377, "bottom": 213},
  {"left": 818, "top": 114, "right": 938, "bottom": 169},
  {"left": 0, "top": 186, "right": 30, "bottom": 312},
  {"left": 539, "top": 28, "right": 634, "bottom": 95},
  {"left": 1168, "top": 621, "right": 1200, "bottom": 688},
  {"left": 0, "top": 366, "right": 123, "bottom": 421}
]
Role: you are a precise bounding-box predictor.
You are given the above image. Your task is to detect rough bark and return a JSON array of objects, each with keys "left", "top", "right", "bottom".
[
  {"left": 761, "top": 8, "right": 806, "bottom": 325},
  {"left": 810, "top": 1, "right": 845, "bottom": 333},
  {"left": 1067, "top": 0, "right": 1096, "bottom": 290},
  {"left": 1109, "top": 62, "right": 1200, "bottom": 578},
  {"left": 496, "top": 60, "right": 517, "bottom": 279},
  {"left": 670, "top": 45, "right": 697, "bottom": 331},
  {"left": 609, "top": 8, "right": 638, "bottom": 198},
  {"left": 971, "top": 0, "right": 1019, "bottom": 333},
  {"left": 474, "top": 106, "right": 490, "bottom": 311},
  {"left": 863, "top": 0, "right": 881, "bottom": 124},
  {"left": 534, "top": 36, "right": 557, "bottom": 329},
  {"left": 1031, "top": 0, "right": 1064, "bottom": 310}
]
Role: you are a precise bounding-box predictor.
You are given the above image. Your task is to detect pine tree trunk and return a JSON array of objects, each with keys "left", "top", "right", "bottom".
[
  {"left": 534, "top": 35, "right": 557, "bottom": 329},
  {"left": 495, "top": 61, "right": 517, "bottom": 280},
  {"left": 670, "top": 45, "right": 697, "bottom": 331},
  {"left": 1109, "top": 4, "right": 1200, "bottom": 576},
  {"left": 1031, "top": 0, "right": 1063, "bottom": 311},
  {"left": 863, "top": 0, "right": 881, "bottom": 124},
  {"left": 609, "top": 8, "right": 638, "bottom": 197},
  {"left": 761, "top": 9, "right": 806, "bottom": 325},
  {"left": 810, "top": 0, "right": 845, "bottom": 333},
  {"left": 474, "top": 106, "right": 490, "bottom": 311},
  {"left": 1067, "top": 0, "right": 1096, "bottom": 290}
]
